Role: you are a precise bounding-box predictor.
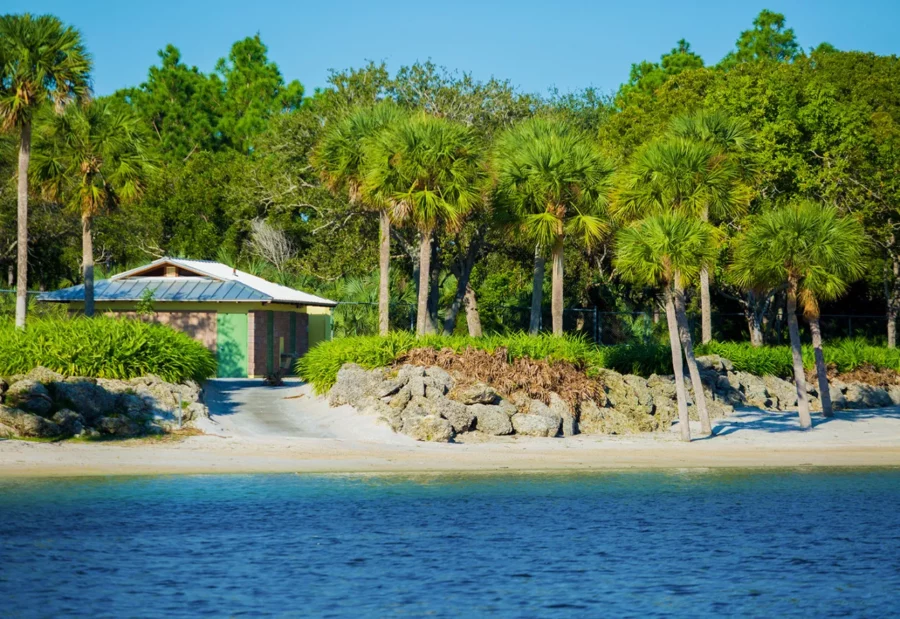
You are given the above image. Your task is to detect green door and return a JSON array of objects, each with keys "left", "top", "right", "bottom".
[
  {"left": 308, "top": 314, "right": 332, "bottom": 350},
  {"left": 216, "top": 312, "right": 248, "bottom": 378}
]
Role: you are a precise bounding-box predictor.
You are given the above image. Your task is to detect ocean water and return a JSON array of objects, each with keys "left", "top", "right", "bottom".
[{"left": 1, "top": 470, "right": 898, "bottom": 618}]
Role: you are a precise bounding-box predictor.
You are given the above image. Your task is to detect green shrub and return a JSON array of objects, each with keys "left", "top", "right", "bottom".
[
  {"left": 0, "top": 317, "right": 216, "bottom": 383},
  {"left": 598, "top": 343, "right": 673, "bottom": 376}
]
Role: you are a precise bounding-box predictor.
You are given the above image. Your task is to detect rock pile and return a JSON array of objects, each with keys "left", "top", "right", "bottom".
[
  {"left": 0, "top": 366, "right": 208, "bottom": 439},
  {"left": 327, "top": 355, "right": 900, "bottom": 442}
]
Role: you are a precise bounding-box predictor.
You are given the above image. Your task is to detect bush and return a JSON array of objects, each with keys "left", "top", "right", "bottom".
[
  {"left": 0, "top": 317, "right": 216, "bottom": 383},
  {"left": 297, "top": 332, "right": 602, "bottom": 393}
]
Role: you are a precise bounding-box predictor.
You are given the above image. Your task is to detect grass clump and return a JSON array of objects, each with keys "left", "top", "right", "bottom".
[{"left": 0, "top": 317, "right": 216, "bottom": 383}]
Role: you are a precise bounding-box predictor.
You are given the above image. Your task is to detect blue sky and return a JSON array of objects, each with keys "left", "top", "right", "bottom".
[{"left": 6, "top": 0, "right": 900, "bottom": 98}]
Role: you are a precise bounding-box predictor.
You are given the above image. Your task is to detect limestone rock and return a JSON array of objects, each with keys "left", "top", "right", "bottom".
[
  {"left": 328, "top": 364, "right": 386, "bottom": 407},
  {"left": 470, "top": 404, "right": 513, "bottom": 435},
  {"left": 695, "top": 355, "right": 734, "bottom": 373},
  {"left": 496, "top": 399, "right": 518, "bottom": 417},
  {"left": 97, "top": 415, "right": 142, "bottom": 437},
  {"left": 763, "top": 375, "right": 797, "bottom": 410},
  {"left": 407, "top": 375, "right": 427, "bottom": 398},
  {"left": 374, "top": 378, "right": 406, "bottom": 399},
  {"left": 388, "top": 387, "right": 412, "bottom": 410},
  {"left": 51, "top": 409, "right": 84, "bottom": 435},
  {"left": 511, "top": 413, "right": 560, "bottom": 437},
  {"left": 51, "top": 380, "right": 119, "bottom": 423},
  {"left": 424, "top": 396, "right": 474, "bottom": 433},
  {"left": 596, "top": 370, "right": 655, "bottom": 418},
  {"left": 0, "top": 378, "right": 7, "bottom": 395},
  {"left": 403, "top": 414, "right": 454, "bottom": 442},
  {"left": 24, "top": 366, "right": 65, "bottom": 384},
  {"left": 844, "top": 383, "right": 892, "bottom": 409},
  {"left": 183, "top": 402, "right": 209, "bottom": 422},
  {"left": 454, "top": 383, "right": 500, "bottom": 405},
  {"left": 5, "top": 380, "right": 53, "bottom": 416},
  {"left": 0, "top": 404, "right": 61, "bottom": 438},
  {"left": 425, "top": 367, "right": 454, "bottom": 394},
  {"left": 548, "top": 393, "right": 576, "bottom": 436}
]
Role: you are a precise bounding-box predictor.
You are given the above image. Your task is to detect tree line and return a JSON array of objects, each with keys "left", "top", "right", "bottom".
[{"left": 1, "top": 10, "right": 898, "bottom": 359}]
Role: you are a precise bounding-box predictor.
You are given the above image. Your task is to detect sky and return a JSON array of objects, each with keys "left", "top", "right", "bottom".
[{"left": 6, "top": 0, "right": 900, "bottom": 98}]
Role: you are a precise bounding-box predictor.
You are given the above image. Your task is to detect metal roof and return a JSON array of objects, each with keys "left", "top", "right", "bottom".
[{"left": 39, "top": 258, "right": 338, "bottom": 307}]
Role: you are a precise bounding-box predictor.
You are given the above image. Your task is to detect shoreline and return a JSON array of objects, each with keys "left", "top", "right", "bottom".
[{"left": 2, "top": 432, "right": 900, "bottom": 478}]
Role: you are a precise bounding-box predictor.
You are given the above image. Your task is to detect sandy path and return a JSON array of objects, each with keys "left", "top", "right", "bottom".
[{"left": 1, "top": 403, "right": 899, "bottom": 477}]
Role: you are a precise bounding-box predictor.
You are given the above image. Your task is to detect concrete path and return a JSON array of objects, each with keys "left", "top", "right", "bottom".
[{"left": 203, "top": 378, "right": 408, "bottom": 442}]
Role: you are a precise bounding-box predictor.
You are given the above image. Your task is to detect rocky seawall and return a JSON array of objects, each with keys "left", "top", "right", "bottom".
[
  {"left": 0, "top": 367, "right": 209, "bottom": 439},
  {"left": 327, "top": 355, "right": 900, "bottom": 442}
]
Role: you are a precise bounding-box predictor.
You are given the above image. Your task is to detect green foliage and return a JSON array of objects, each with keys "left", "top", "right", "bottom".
[
  {"left": 598, "top": 343, "right": 674, "bottom": 377},
  {"left": 617, "top": 39, "right": 704, "bottom": 106},
  {"left": 0, "top": 317, "right": 216, "bottom": 382},
  {"left": 721, "top": 10, "right": 800, "bottom": 66}
]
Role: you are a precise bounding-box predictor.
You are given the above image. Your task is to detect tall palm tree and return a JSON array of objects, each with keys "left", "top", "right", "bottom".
[
  {"left": 362, "top": 113, "right": 485, "bottom": 335},
  {"left": 670, "top": 111, "right": 756, "bottom": 344},
  {"left": 615, "top": 213, "right": 721, "bottom": 441},
  {"left": 731, "top": 202, "right": 868, "bottom": 423},
  {"left": 32, "top": 100, "right": 154, "bottom": 316},
  {"left": 616, "top": 136, "right": 750, "bottom": 342},
  {"left": 312, "top": 102, "right": 404, "bottom": 336},
  {"left": 0, "top": 13, "right": 91, "bottom": 328},
  {"left": 493, "top": 118, "right": 614, "bottom": 336}
]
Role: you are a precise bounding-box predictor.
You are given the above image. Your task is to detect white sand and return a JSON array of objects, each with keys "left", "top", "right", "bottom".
[{"left": 2, "top": 382, "right": 899, "bottom": 478}]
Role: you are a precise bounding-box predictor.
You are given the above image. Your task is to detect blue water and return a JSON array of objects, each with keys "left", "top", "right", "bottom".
[{"left": 1, "top": 470, "right": 898, "bottom": 618}]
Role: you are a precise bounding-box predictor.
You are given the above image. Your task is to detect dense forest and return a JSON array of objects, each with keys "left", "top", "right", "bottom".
[{"left": 2, "top": 9, "right": 899, "bottom": 347}]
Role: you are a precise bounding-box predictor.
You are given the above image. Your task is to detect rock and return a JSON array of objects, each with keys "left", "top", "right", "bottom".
[
  {"left": 596, "top": 370, "right": 655, "bottom": 418},
  {"left": 469, "top": 404, "right": 513, "bottom": 435},
  {"left": 374, "top": 378, "right": 405, "bottom": 399},
  {"left": 887, "top": 385, "right": 900, "bottom": 406},
  {"left": 729, "top": 371, "right": 775, "bottom": 409},
  {"left": 396, "top": 364, "right": 426, "bottom": 380},
  {"left": 548, "top": 393, "right": 576, "bottom": 436},
  {"left": 403, "top": 414, "right": 454, "bottom": 442},
  {"left": 145, "top": 423, "right": 166, "bottom": 436},
  {"left": 695, "top": 355, "right": 734, "bottom": 373},
  {"left": 0, "top": 378, "right": 8, "bottom": 395},
  {"left": 51, "top": 409, "right": 84, "bottom": 435},
  {"left": 763, "top": 376, "right": 797, "bottom": 410},
  {"left": 328, "top": 364, "right": 386, "bottom": 407},
  {"left": 0, "top": 404, "right": 62, "bottom": 438},
  {"left": 424, "top": 396, "right": 475, "bottom": 433},
  {"left": 24, "top": 366, "right": 65, "bottom": 384},
  {"left": 5, "top": 380, "right": 53, "bottom": 416},
  {"left": 454, "top": 383, "right": 500, "bottom": 405},
  {"left": 425, "top": 367, "right": 454, "bottom": 394},
  {"left": 121, "top": 393, "right": 151, "bottom": 420},
  {"left": 388, "top": 387, "right": 412, "bottom": 410},
  {"left": 496, "top": 399, "right": 518, "bottom": 417},
  {"left": 407, "top": 375, "right": 427, "bottom": 398},
  {"left": 51, "top": 380, "right": 119, "bottom": 423},
  {"left": 844, "top": 383, "right": 893, "bottom": 409},
  {"left": 528, "top": 398, "right": 552, "bottom": 417},
  {"left": 182, "top": 402, "right": 208, "bottom": 422},
  {"left": 511, "top": 413, "right": 560, "bottom": 437},
  {"left": 97, "top": 415, "right": 142, "bottom": 437}
]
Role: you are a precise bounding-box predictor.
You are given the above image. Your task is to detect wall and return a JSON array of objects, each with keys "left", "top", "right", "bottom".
[
  {"left": 248, "top": 310, "right": 310, "bottom": 377},
  {"left": 104, "top": 310, "right": 217, "bottom": 351}
]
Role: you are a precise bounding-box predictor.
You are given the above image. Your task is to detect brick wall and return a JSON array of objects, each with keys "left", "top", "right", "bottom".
[
  {"left": 107, "top": 310, "right": 217, "bottom": 351},
  {"left": 248, "top": 310, "right": 311, "bottom": 377}
]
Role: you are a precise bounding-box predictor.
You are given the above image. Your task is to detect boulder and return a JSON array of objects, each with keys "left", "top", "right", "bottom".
[
  {"left": 454, "top": 383, "right": 500, "bottom": 405},
  {"left": 182, "top": 402, "right": 209, "bottom": 423},
  {"left": 844, "top": 383, "right": 893, "bottom": 409},
  {"left": 496, "top": 399, "right": 518, "bottom": 417},
  {"left": 596, "top": 370, "right": 655, "bottom": 418},
  {"left": 763, "top": 376, "right": 797, "bottom": 410},
  {"left": 0, "top": 404, "right": 61, "bottom": 438},
  {"left": 548, "top": 393, "right": 576, "bottom": 437},
  {"left": 425, "top": 367, "right": 454, "bottom": 394},
  {"left": 0, "top": 378, "right": 8, "bottom": 395},
  {"left": 24, "top": 366, "right": 65, "bottom": 384},
  {"left": 328, "top": 364, "right": 386, "bottom": 407},
  {"left": 5, "top": 380, "right": 53, "bottom": 416},
  {"left": 388, "top": 387, "right": 412, "bottom": 410},
  {"left": 51, "top": 409, "right": 84, "bottom": 435},
  {"left": 373, "top": 378, "right": 406, "bottom": 399},
  {"left": 695, "top": 355, "right": 734, "bottom": 373},
  {"left": 511, "top": 413, "right": 560, "bottom": 437},
  {"left": 51, "top": 379, "right": 119, "bottom": 423},
  {"left": 403, "top": 414, "right": 454, "bottom": 442},
  {"left": 406, "top": 375, "right": 427, "bottom": 398},
  {"left": 423, "top": 396, "right": 475, "bottom": 433},
  {"left": 578, "top": 397, "right": 660, "bottom": 435},
  {"left": 97, "top": 415, "right": 142, "bottom": 437},
  {"left": 887, "top": 385, "right": 900, "bottom": 406},
  {"left": 469, "top": 404, "right": 513, "bottom": 435}
]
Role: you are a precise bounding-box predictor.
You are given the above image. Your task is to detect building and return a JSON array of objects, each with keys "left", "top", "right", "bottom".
[{"left": 39, "top": 257, "right": 337, "bottom": 378}]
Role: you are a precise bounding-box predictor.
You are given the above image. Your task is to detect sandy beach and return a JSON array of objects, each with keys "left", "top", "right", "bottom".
[{"left": 2, "top": 380, "right": 899, "bottom": 477}]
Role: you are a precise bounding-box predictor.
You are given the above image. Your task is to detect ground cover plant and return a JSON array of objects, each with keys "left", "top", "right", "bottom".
[{"left": 0, "top": 317, "right": 216, "bottom": 383}]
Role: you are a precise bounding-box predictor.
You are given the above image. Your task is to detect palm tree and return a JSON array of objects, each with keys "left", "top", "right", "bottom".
[
  {"left": 670, "top": 111, "right": 755, "bottom": 344},
  {"left": 731, "top": 202, "right": 868, "bottom": 423},
  {"left": 0, "top": 13, "right": 91, "bottom": 328},
  {"left": 313, "top": 102, "right": 404, "bottom": 336},
  {"left": 32, "top": 99, "right": 154, "bottom": 316},
  {"left": 362, "top": 113, "right": 485, "bottom": 335},
  {"left": 493, "top": 118, "right": 614, "bottom": 336},
  {"left": 615, "top": 213, "right": 721, "bottom": 441}
]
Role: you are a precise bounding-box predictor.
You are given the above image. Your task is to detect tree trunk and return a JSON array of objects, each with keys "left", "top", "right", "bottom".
[
  {"left": 786, "top": 277, "right": 812, "bottom": 429},
  {"left": 82, "top": 213, "right": 95, "bottom": 317},
  {"left": 378, "top": 210, "right": 390, "bottom": 336},
  {"left": 809, "top": 315, "right": 833, "bottom": 417},
  {"left": 700, "top": 267, "right": 712, "bottom": 344},
  {"left": 443, "top": 232, "right": 483, "bottom": 335},
  {"left": 15, "top": 121, "right": 31, "bottom": 330},
  {"left": 416, "top": 231, "right": 432, "bottom": 336},
  {"left": 674, "top": 278, "right": 711, "bottom": 436},
  {"left": 7, "top": 264, "right": 13, "bottom": 287},
  {"left": 464, "top": 283, "right": 482, "bottom": 337},
  {"left": 426, "top": 237, "right": 439, "bottom": 334},
  {"left": 665, "top": 287, "right": 691, "bottom": 442},
  {"left": 529, "top": 244, "right": 545, "bottom": 335},
  {"left": 551, "top": 234, "right": 564, "bottom": 336},
  {"left": 886, "top": 250, "right": 900, "bottom": 348}
]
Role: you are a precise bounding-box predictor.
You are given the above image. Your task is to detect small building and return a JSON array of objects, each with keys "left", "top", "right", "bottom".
[{"left": 39, "top": 257, "right": 337, "bottom": 378}]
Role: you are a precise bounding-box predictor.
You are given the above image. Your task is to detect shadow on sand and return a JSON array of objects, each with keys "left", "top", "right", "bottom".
[{"left": 704, "top": 406, "right": 900, "bottom": 438}]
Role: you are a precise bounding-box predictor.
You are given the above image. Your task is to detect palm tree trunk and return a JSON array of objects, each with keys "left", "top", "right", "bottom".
[
  {"left": 378, "top": 210, "right": 390, "bottom": 336},
  {"left": 786, "top": 277, "right": 812, "bottom": 429},
  {"left": 674, "top": 278, "right": 711, "bottom": 435},
  {"left": 529, "top": 244, "right": 545, "bottom": 335},
  {"left": 809, "top": 315, "right": 833, "bottom": 417},
  {"left": 15, "top": 120, "right": 31, "bottom": 330},
  {"left": 665, "top": 287, "right": 691, "bottom": 442},
  {"left": 886, "top": 250, "right": 900, "bottom": 348},
  {"left": 700, "top": 207, "right": 712, "bottom": 344},
  {"left": 464, "top": 283, "right": 483, "bottom": 337},
  {"left": 443, "top": 232, "right": 483, "bottom": 335},
  {"left": 416, "top": 230, "right": 432, "bottom": 336},
  {"left": 82, "top": 212, "right": 95, "bottom": 317},
  {"left": 551, "top": 234, "right": 564, "bottom": 336}
]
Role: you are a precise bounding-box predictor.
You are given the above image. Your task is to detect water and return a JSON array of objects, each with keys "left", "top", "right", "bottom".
[{"left": 1, "top": 470, "right": 898, "bottom": 618}]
